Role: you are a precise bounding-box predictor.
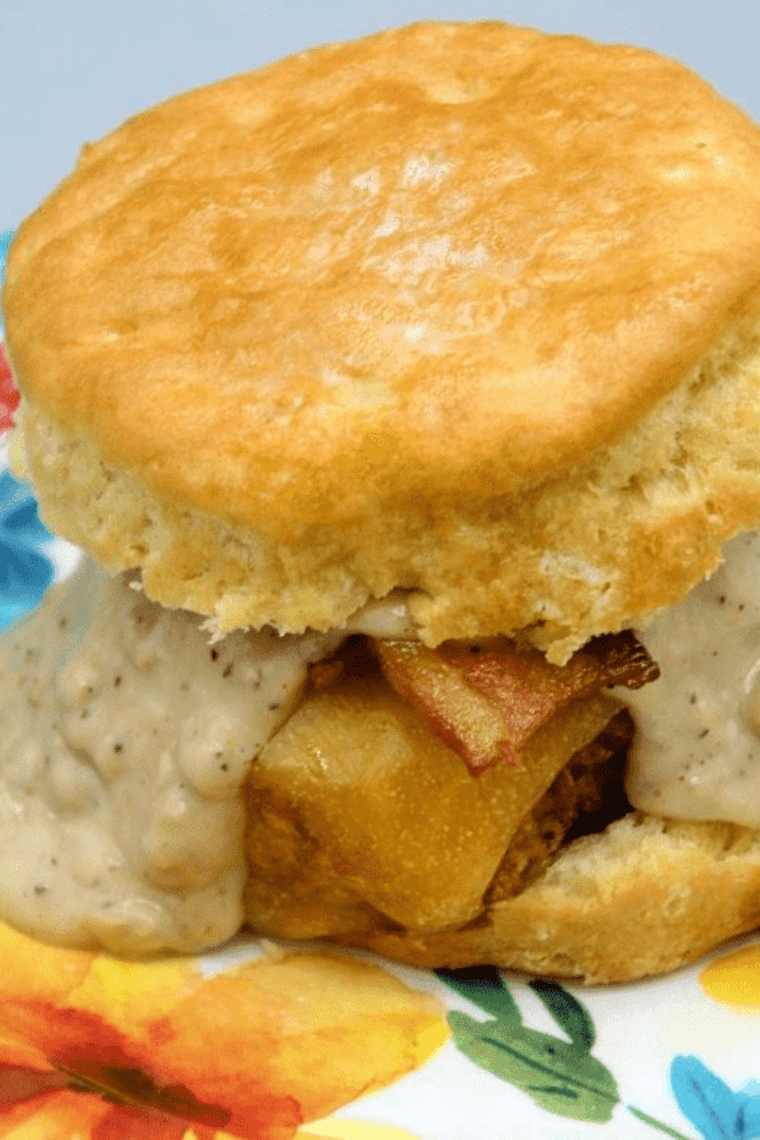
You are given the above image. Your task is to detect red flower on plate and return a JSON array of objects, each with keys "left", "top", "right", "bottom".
[
  {"left": 0, "top": 343, "right": 19, "bottom": 432},
  {"left": 0, "top": 920, "right": 447, "bottom": 1139}
]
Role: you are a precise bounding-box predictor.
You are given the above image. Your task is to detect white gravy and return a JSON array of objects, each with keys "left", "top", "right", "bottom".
[
  {"left": 622, "top": 529, "right": 760, "bottom": 829},
  {"left": 0, "top": 557, "right": 412, "bottom": 955}
]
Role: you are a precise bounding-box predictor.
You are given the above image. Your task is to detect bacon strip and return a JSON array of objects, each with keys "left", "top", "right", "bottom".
[{"left": 373, "top": 632, "right": 657, "bottom": 775}]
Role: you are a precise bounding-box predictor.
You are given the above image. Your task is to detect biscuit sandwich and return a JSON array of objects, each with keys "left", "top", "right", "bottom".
[{"left": 3, "top": 20, "right": 760, "bottom": 983}]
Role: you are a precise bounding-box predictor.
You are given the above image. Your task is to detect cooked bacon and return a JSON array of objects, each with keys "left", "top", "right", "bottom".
[
  {"left": 582, "top": 630, "right": 660, "bottom": 690},
  {"left": 372, "top": 632, "right": 657, "bottom": 776},
  {"left": 372, "top": 639, "right": 520, "bottom": 772}
]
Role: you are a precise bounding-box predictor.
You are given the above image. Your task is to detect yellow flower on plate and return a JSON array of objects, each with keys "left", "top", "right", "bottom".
[
  {"left": 0, "top": 919, "right": 448, "bottom": 1139},
  {"left": 297, "top": 1120, "right": 422, "bottom": 1139},
  {"left": 700, "top": 943, "right": 760, "bottom": 1010}
]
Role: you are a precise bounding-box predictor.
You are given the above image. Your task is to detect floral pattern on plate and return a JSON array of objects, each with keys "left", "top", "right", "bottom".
[
  {"left": 0, "top": 463, "right": 55, "bottom": 631},
  {"left": 436, "top": 965, "right": 760, "bottom": 1140},
  {"left": 0, "top": 234, "right": 55, "bottom": 631},
  {"left": 0, "top": 918, "right": 446, "bottom": 1139}
]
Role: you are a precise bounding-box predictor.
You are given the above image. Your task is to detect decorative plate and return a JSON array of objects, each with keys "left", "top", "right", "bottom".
[{"left": 1, "top": 230, "right": 760, "bottom": 1140}]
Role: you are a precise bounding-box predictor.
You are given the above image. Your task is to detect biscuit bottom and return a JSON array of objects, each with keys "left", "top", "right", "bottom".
[{"left": 336, "top": 812, "right": 760, "bottom": 985}]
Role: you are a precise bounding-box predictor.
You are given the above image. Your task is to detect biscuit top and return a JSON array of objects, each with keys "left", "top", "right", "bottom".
[
  {"left": 6, "top": 21, "right": 760, "bottom": 655},
  {"left": 7, "top": 20, "right": 760, "bottom": 532}
]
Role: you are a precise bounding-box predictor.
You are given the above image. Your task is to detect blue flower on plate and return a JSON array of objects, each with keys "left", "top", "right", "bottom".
[
  {"left": 0, "top": 468, "right": 55, "bottom": 633},
  {"left": 0, "top": 230, "right": 11, "bottom": 335},
  {"left": 1, "top": 229, "right": 55, "bottom": 628},
  {"left": 671, "top": 1055, "right": 760, "bottom": 1139}
]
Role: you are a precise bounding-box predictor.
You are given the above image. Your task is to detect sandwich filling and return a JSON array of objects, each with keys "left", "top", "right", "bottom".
[{"left": 0, "top": 528, "right": 759, "bottom": 955}]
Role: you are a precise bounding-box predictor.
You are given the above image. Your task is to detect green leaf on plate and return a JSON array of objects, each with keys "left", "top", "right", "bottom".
[
  {"left": 437, "top": 967, "right": 618, "bottom": 1123},
  {"left": 435, "top": 966, "right": 523, "bottom": 1024},
  {"left": 60, "top": 1060, "right": 230, "bottom": 1131},
  {"left": 529, "top": 977, "right": 596, "bottom": 1051}
]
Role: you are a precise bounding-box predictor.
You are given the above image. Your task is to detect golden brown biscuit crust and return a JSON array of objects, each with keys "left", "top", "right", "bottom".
[
  {"left": 7, "top": 22, "right": 760, "bottom": 652},
  {"left": 329, "top": 814, "right": 760, "bottom": 984}
]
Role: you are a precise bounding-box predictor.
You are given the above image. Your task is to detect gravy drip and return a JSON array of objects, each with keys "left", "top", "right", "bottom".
[
  {"left": 623, "top": 530, "right": 760, "bottom": 829},
  {"left": 0, "top": 557, "right": 369, "bottom": 955}
]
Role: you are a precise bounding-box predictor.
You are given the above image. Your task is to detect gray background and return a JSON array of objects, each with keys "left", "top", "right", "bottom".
[{"left": 1, "top": 1, "right": 759, "bottom": 232}]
